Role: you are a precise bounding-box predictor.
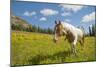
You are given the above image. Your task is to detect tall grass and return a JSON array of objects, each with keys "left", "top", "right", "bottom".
[{"left": 11, "top": 31, "right": 96, "bottom": 66}]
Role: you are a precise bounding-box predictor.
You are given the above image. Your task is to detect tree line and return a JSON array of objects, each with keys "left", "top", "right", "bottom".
[
  {"left": 11, "top": 24, "right": 54, "bottom": 34},
  {"left": 12, "top": 23, "right": 96, "bottom": 36},
  {"left": 88, "top": 24, "right": 96, "bottom": 36}
]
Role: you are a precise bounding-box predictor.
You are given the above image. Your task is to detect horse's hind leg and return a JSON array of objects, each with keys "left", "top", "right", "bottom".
[
  {"left": 64, "top": 35, "right": 67, "bottom": 41},
  {"left": 82, "top": 36, "right": 84, "bottom": 46},
  {"left": 79, "top": 36, "right": 84, "bottom": 46},
  {"left": 79, "top": 40, "right": 84, "bottom": 46}
]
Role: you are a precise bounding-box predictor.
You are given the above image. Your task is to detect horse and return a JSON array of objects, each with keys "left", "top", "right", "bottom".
[{"left": 53, "top": 20, "right": 85, "bottom": 54}]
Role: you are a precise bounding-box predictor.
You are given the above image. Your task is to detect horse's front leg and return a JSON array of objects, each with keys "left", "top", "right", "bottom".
[{"left": 71, "top": 36, "right": 78, "bottom": 55}]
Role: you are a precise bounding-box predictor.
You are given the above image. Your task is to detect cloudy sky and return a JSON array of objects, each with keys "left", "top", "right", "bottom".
[{"left": 11, "top": 0, "right": 96, "bottom": 33}]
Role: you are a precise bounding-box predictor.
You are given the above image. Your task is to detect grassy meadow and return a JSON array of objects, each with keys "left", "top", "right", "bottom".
[{"left": 11, "top": 31, "right": 96, "bottom": 66}]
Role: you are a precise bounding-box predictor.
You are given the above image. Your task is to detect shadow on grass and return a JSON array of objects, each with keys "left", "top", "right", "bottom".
[{"left": 28, "top": 50, "right": 72, "bottom": 65}]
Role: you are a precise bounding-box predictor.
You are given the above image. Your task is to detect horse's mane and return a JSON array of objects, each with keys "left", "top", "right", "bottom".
[{"left": 61, "top": 22, "right": 76, "bottom": 30}]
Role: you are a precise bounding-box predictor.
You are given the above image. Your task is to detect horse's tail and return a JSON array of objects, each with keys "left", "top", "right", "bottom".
[
  {"left": 80, "top": 26, "right": 85, "bottom": 44},
  {"left": 78, "top": 26, "right": 85, "bottom": 44}
]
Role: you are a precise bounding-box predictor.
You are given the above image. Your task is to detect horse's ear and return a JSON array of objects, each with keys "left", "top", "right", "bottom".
[
  {"left": 55, "top": 20, "right": 57, "bottom": 24},
  {"left": 58, "top": 20, "right": 61, "bottom": 24}
]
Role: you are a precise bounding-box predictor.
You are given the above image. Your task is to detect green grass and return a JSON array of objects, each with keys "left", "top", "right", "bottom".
[{"left": 11, "top": 31, "right": 96, "bottom": 66}]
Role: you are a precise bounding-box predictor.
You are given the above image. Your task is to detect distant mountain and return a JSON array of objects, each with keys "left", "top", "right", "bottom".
[
  {"left": 11, "top": 15, "right": 31, "bottom": 28},
  {"left": 11, "top": 15, "right": 54, "bottom": 34}
]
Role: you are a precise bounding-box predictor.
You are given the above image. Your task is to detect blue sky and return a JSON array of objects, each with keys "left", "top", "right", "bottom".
[{"left": 11, "top": 1, "right": 96, "bottom": 33}]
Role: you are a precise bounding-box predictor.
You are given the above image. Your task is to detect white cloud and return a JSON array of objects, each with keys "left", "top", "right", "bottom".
[
  {"left": 64, "top": 19, "right": 71, "bottom": 22},
  {"left": 59, "top": 4, "right": 84, "bottom": 13},
  {"left": 24, "top": 11, "right": 36, "bottom": 16},
  {"left": 61, "top": 12, "right": 71, "bottom": 16},
  {"left": 40, "top": 8, "right": 58, "bottom": 16},
  {"left": 40, "top": 17, "right": 47, "bottom": 21},
  {"left": 81, "top": 12, "right": 95, "bottom": 23}
]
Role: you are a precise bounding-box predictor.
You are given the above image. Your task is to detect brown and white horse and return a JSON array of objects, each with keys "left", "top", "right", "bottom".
[{"left": 54, "top": 20, "right": 85, "bottom": 54}]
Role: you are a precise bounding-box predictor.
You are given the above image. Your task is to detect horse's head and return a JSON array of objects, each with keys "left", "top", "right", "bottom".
[{"left": 53, "top": 20, "right": 63, "bottom": 43}]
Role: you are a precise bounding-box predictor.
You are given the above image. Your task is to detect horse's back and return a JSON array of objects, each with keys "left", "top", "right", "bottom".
[{"left": 61, "top": 22, "right": 84, "bottom": 37}]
